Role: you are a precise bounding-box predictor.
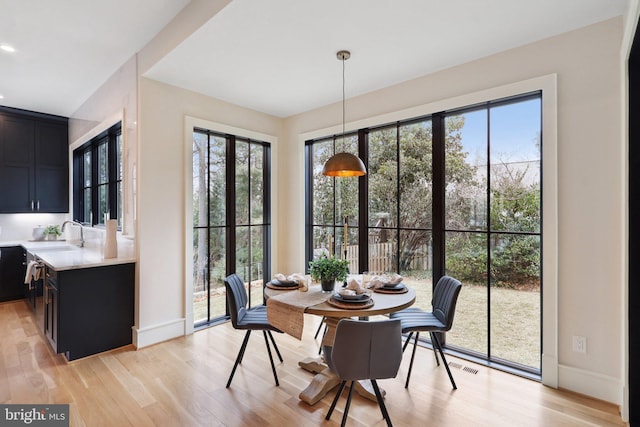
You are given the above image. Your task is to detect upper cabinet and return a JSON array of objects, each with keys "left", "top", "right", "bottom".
[{"left": 0, "top": 108, "right": 69, "bottom": 213}]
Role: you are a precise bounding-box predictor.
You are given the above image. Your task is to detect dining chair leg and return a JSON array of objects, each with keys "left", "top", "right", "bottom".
[
  {"left": 340, "top": 381, "right": 355, "bottom": 427},
  {"left": 371, "top": 379, "right": 392, "bottom": 427},
  {"left": 405, "top": 331, "right": 420, "bottom": 388},
  {"left": 317, "top": 323, "right": 328, "bottom": 355},
  {"left": 314, "top": 316, "right": 325, "bottom": 339},
  {"left": 226, "top": 330, "right": 251, "bottom": 388},
  {"left": 326, "top": 380, "right": 347, "bottom": 420},
  {"left": 402, "top": 331, "right": 414, "bottom": 352},
  {"left": 432, "top": 333, "right": 457, "bottom": 390},
  {"left": 263, "top": 331, "right": 280, "bottom": 386},
  {"left": 429, "top": 331, "right": 440, "bottom": 366},
  {"left": 267, "top": 330, "right": 283, "bottom": 362}
]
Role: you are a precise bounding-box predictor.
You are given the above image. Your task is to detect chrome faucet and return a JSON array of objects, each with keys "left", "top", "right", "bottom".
[{"left": 62, "top": 220, "right": 85, "bottom": 248}]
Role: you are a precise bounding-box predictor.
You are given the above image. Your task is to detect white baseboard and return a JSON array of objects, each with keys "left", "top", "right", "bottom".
[
  {"left": 558, "top": 364, "right": 622, "bottom": 405},
  {"left": 132, "top": 318, "right": 186, "bottom": 348}
]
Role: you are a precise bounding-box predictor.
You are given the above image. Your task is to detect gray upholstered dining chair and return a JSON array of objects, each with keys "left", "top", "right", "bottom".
[
  {"left": 224, "top": 274, "right": 283, "bottom": 388},
  {"left": 325, "top": 318, "right": 402, "bottom": 427},
  {"left": 390, "top": 275, "right": 462, "bottom": 389}
]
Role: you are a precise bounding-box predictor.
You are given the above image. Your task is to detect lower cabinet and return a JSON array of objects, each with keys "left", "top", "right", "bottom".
[
  {"left": 44, "top": 263, "right": 135, "bottom": 361},
  {"left": 0, "top": 246, "right": 27, "bottom": 302}
]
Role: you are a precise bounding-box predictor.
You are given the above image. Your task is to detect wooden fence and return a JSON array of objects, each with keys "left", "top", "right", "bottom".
[{"left": 335, "top": 242, "right": 432, "bottom": 273}]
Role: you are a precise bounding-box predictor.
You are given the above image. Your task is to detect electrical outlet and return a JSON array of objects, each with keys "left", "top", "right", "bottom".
[{"left": 572, "top": 336, "right": 587, "bottom": 353}]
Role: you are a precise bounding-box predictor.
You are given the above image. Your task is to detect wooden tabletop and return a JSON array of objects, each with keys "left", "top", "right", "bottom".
[
  {"left": 265, "top": 285, "right": 416, "bottom": 318},
  {"left": 306, "top": 288, "right": 416, "bottom": 317}
]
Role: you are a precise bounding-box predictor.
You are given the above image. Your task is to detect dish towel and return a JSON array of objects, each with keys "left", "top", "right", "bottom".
[
  {"left": 24, "top": 261, "right": 42, "bottom": 284},
  {"left": 267, "top": 285, "right": 328, "bottom": 340}
]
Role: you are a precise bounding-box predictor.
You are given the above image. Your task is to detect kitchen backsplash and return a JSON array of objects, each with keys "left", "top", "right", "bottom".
[{"left": 0, "top": 213, "right": 68, "bottom": 241}]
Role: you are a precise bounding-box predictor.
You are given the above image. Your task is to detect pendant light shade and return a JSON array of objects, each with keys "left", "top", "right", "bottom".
[
  {"left": 321, "top": 152, "right": 367, "bottom": 177},
  {"left": 322, "top": 50, "right": 367, "bottom": 177}
]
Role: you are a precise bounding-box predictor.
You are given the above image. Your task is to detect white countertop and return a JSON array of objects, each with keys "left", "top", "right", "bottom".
[{"left": 21, "top": 240, "right": 136, "bottom": 271}]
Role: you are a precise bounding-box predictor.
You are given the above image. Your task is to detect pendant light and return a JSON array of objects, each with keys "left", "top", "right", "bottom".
[{"left": 322, "top": 50, "right": 367, "bottom": 177}]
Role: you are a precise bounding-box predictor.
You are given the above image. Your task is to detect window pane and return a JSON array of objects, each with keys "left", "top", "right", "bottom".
[
  {"left": 312, "top": 140, "right": 335, "bottom": 226},
  {"left": 209, "top": 135, "right": 226, "bottom": 226},
  {"left": 400, "top": 229, "right": 433, "bottom": 312},
  {"left": 445, "top": 110, "right": 487, "bottom": 230},
  {"left": 117, "top": 182, "right": 123, "bottom": 228},
  {"left": 312, "top": 226, "right": 333, "bottom": 259},
  {"left": 208, "top": 227, "right": 226, "bottom": 319},
  {"left": 83, "top": 188, "right": 91, "bottom": 222},
  {"left": 489, "top": 233, "right": 540, "bottom": 368},
  {"left": 98, "top": 141, "right": 108, "bottom": 184},
  {"left": 335, "top": 134, "right": 359, "bottom": 229},
  {"left": 368, "top": 127, "right": 397, "bottom": 228},
  {"left": 98, "top": 184, "right": 108, "bottom": 225},
  {"left": 368, "top": 229, "right": 397, "bottom": 275},
  {"left": 236, "top": 142, "right": 249, "bottom": 225},
  {"left": 235, "top": 226, "right": 252, "bottom": 305},
  {"left": 343, "top": 217, "right": 358, "bottom": 274},
  {"left": 444, "top": 231, "right": 488, "bottom": 356},
  {"left": 250, "top": 144, "right": 264, "bottom": 224},
  {"left": 250, "top": 226, "right": 264, "bottom": 306},
  {"left": 116, "top": 133, "right": 123, "bottom": 180},
  {"left": 399, "top": 120, "right": 432, "bottom": 229},
  {"left": 193, "top": 132, "right": 208, "bottom": 228},
  {"left": 193, "top": 227, "right": 209, "bottom": 324},
  {"left": 83, "top": 150, "right": 91, "bottom": 187},
  {"left": 489, "top": 99, "right": 541, "bottom": 233}
]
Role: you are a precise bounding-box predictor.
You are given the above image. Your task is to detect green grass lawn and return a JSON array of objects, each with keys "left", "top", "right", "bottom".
[{"left": 194, "top": 277, "right": 541, "bottom": 369}]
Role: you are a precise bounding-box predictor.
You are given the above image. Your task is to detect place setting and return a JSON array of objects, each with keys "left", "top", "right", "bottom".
[
  {"left": 327, "top": 278, "right": 374, "bottom": 309},
  {"left": 267, "top": 273, "right": 308, "bottom": 290},
  {"left": 367, "top": 273, "right": 409, "bottom": 294}
]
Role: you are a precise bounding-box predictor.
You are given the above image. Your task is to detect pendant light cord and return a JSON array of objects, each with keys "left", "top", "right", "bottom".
[{"left": 342, "top": 54, "right": 346, "bottom": 139}]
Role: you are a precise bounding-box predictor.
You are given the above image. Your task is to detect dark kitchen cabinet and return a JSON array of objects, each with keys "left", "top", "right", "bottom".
[
  {"left": 0, "top": 246, "right": 26, "bottom": 302},
  {"left": 44, "top": 263, "right": 134, "bottom": 360},
  {"left": 0, "top": 107, "right": 69, "bottom": 213}
]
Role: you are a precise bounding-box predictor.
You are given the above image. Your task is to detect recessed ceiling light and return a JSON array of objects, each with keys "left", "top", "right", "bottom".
[
  {"left": 0, "top": 44, "right": 16, "bottom": 53},
  {"left": 0, "top": 95, "right": 4, "bottom": 99}
]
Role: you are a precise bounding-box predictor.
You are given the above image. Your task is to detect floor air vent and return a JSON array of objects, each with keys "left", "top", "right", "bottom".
[
  {"left": 462, "top": 366, "right": 479, "bottom": 375},
  {"left": 448, "top": 362, "right": 478, "bottom": 375}
]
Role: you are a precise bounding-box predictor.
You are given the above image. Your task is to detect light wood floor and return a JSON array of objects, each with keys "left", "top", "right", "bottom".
[{"left": 0, "top": 300, "right": 627, "bottom": 427}]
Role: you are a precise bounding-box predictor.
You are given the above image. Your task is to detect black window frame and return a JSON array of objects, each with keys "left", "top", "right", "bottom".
[
  {"left": 305, "top": 91, "right": 542, "bottom": 376},
  {"left": 192, "top": 127, "right": 272, "bottom": 328},
  {"left": 72, "top": 122, "right": 122, "bottom": 227}
]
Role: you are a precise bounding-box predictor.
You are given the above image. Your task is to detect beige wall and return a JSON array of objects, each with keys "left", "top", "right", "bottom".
[{"left": 135, "top": 78, "right": 282, "bottom": 345}]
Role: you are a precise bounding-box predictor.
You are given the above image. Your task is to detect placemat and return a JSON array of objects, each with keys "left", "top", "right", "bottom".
[
  {"left": 327, "top": 296, "right": 375, "bottom": 309},
  {"left": 266, "top": 282, "right": 300, "bottom": 290},
  {"left": 373, "top": 286, "right": 409, "bottom": 294}
]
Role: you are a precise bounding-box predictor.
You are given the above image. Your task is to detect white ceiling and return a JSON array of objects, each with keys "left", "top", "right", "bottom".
[
  {"left": 0, "top": 0, "right": 190, "bottom": 117},
  {"left": 0, "top": 0, "right": 630, "bottom": 119}
]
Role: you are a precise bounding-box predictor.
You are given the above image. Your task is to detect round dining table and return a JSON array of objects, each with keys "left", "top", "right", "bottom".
[{"left": 265, "top": 284, "right": 416, "bottom": 405}]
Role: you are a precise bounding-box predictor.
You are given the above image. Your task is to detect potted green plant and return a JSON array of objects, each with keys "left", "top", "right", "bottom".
[
  {"left": 308, "top": 254, "right": 349, "bottom": 292},
  {"left": 44, "top": 224, "right": 62, "bottom": 241}
]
